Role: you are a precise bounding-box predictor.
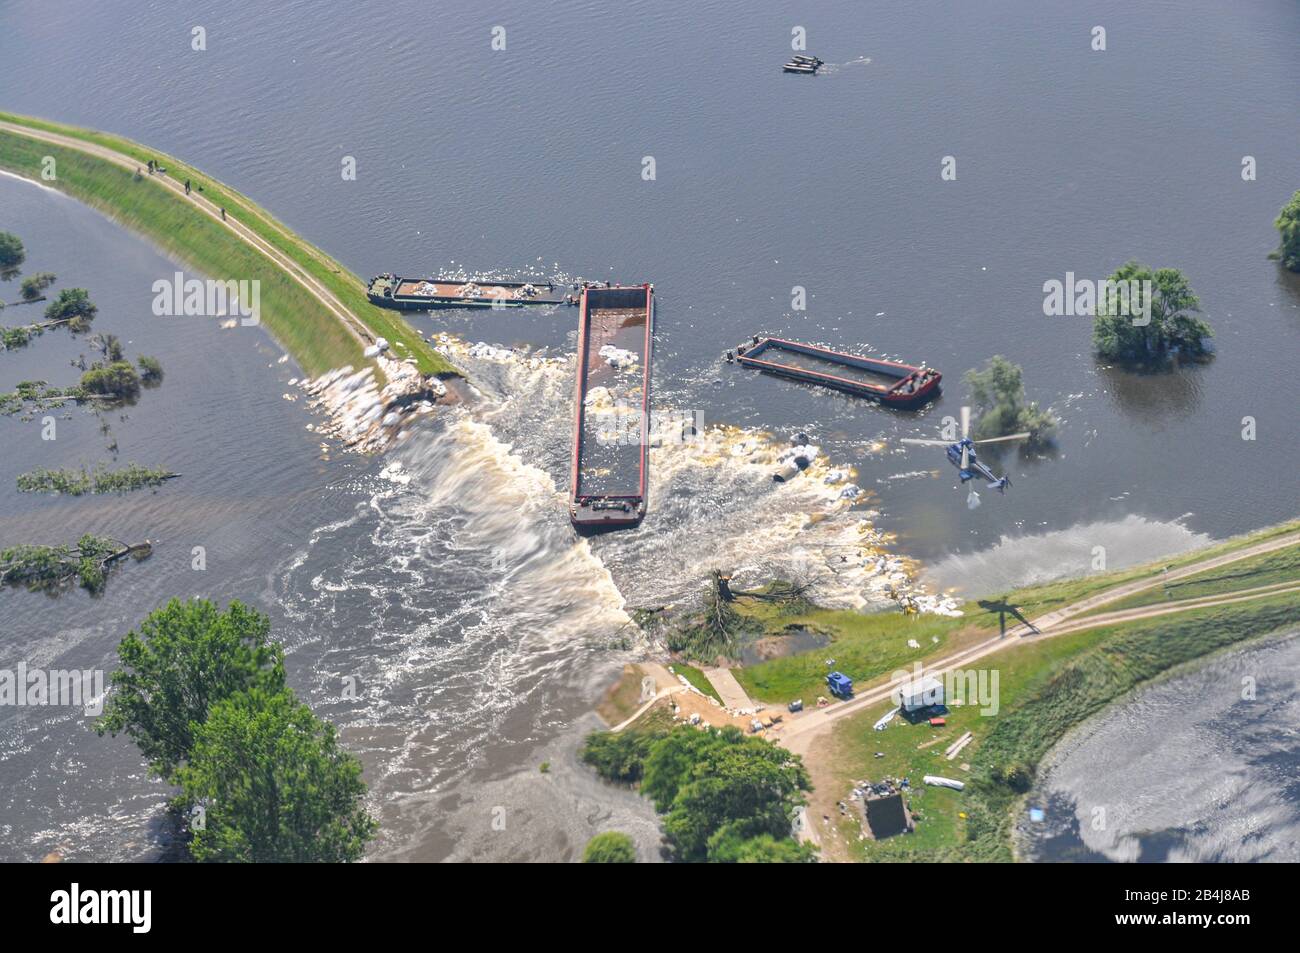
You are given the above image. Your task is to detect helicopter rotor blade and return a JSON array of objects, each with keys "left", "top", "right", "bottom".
[
  {"left": 961, "top": 405, "right": 971, "bottom": 440},
  {"left": 900, "top": 438, "right": 951, "bottom": 446},
  {"left": 973, "top": 432, "right": 1031, "bottom": 444}
]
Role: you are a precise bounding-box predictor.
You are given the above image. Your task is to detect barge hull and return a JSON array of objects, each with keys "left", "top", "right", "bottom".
[
  {"left": 736, "top": 337, "right": 940, "bottom": 406},
  {"left": 367, "top": 274, "right": 572, "bottom": 311},
  {"left": 570, "top": 284, "right": 654, "bottom": 530}
]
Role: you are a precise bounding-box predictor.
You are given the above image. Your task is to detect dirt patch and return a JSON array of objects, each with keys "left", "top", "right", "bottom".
[{"left": 596, "top": 664, "right": 649, "bottom": 726}]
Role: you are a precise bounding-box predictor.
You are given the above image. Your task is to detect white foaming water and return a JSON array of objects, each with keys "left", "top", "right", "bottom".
[
  {"left": 274, "top": 335, "right": 936, "bottom": 858},
  {"left": 437, "top": 337, "right": 922, "bottom": 611},
  {"left": 921, "top": 514, "right": 1214, "bottom": 598},
  {"left": 275, "top": 409, "right": 632, "bottom": 853}
]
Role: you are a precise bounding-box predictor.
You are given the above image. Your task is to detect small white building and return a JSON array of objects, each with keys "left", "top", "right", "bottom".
[{"left": 897, "top": 675, "right": 944, "bottom": 713}]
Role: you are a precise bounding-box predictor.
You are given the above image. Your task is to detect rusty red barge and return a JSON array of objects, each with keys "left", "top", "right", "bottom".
[
  {"left": 733, "top": 337, "right": 941, "bottom": 407},
  {"left": 570, "top": 283, "right": 655, "bottom": 531}
]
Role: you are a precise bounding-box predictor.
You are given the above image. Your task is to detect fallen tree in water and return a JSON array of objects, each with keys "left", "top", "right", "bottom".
[
  {"left": 1, "top": 286, "right": 97, "bottom": 351},
  {"left": 17, "top": 464, "right": 180, "bottom": 496},
  {"left": 652, "top": 571, "right": 817, "bottom": 663},
  {"left": 0, "top": 534, "right": 152, "bottom": 595}
]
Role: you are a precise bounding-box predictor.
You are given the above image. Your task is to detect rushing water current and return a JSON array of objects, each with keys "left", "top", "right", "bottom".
[{"left": 1, "top": 0, "right": 1298, "bottom": 860}]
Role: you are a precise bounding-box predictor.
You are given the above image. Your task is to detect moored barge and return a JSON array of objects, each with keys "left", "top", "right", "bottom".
[
  {"left": 367, "top": 273, "right": 576, "bottom": 311},
  {"left": 733, "top": 337, "right": 941, "bottom": 407},
  {"left": 570, "top": 283, "right": 654, "bottom": 530}
]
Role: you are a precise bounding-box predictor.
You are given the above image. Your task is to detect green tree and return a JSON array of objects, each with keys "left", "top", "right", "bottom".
[
  {"left": 96, "top": 599, "right": 285, "bottom": 781},
  {"left": 963, "top": 355, "right": 1057, "bottom": 449},
  {"left": 583, "top": 831, "right": 637, "bottom": 863},
  {"left": 1275, "top": 190, "right": 1300, "bottom": 272},
  {"left": 706, "top": 831, "right": 817, "bottom": 863},
  {"left": 1091, "top": 262, "right": 1212, "bottom": 364},
  {"left": 137, "top": 355, "right": 164, "bottom": 385},
  {"left": 582, "top": 727, "right": 665, "bottom": 784},
  {"left": 79, "top": 361, "right": 141, "bottom": 401},
  {"left": 178, "top": 687, "right": 377, "bottom": 862},
  {"left": 43, "top": 287, "right": 97, "bottom": 332},
  {"left": 646, "top": 727, "right": 810, "bottom": 862},
  {"left": 0, "top": 231, "right": 23, "bottom": 277},
  {"left": 20, "top": 272, "right": 56, "bottom": 301},
  {"left": 640, "top": 725, "right": 726, "bottom": 812}
]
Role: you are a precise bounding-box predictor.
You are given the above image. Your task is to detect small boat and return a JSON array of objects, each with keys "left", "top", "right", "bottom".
[
  {"left": 791, "top": 54, "right": 824, "bottom": 66},
  {"left": 783, "top": 62, "right": 817, "bottom": 74},
  {"left": 366, "top": 273, "right": 576, "bottom": 311},
  {"left": 732, "top": 337, "right": 941, "bottom": 407}
]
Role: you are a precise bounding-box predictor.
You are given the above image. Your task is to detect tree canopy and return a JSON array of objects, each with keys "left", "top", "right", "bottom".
[
  {"left": 178, "top": 686, "right": 377, "bottom": 863},
  {"left": 585, "top": 723, "right": 813, "bottom": 863},
  {"left": 0, "top": 231, "right": 23, "bottom": 275},
  {"left": 1275, "top": 189, "right": 1300, "bottom": 272},
  {"left": 963, "top": 355, "right": 1057, "bottom": 450},
  {"left": 79, "top": 360, "right": 141, "bottom": 401},
  {"left": 583, "top": 831, "right": 637, "bottom": 863},
  {"left": 96, "top": 598, "right": 285, "bottom": 782},
  {"left": 43, "top": 287, "right": 97, "bottom": 332},
  {"left": 20, "top": 272, "right": 55, "bottom": 301},
  {"left": 1091, "top": 262, "right": 1212, "bottom": 365}
]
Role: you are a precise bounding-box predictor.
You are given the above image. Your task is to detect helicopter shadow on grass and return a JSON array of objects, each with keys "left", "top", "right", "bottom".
[{"left": 975, "top": 596, "right": 1040, "bottom": 637}]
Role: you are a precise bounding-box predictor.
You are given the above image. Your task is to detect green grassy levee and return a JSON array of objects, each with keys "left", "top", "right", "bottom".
[{"left": 0, "top": 112, "right": 458, "bottom": 379}]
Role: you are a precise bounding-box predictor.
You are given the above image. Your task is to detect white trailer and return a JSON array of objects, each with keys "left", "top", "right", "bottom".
[{"left": 896, "top": 675, "right": 944, "bottom": 713}]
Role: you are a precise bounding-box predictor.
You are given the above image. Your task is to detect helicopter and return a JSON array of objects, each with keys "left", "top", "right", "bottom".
[{"left": 901, "top": 406, "right": 1028, "bottom": 503}]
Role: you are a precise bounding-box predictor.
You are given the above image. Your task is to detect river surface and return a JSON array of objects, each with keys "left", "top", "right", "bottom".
[{"left": 1, "top": 0, "right": 1298, "bottom": 861}]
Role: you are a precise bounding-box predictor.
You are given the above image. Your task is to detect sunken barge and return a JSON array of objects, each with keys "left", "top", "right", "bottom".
[
  {"left": 783, "top": 55, "right": 824, "bottom": 74},
  {"left": 367, "top": 273, "right": 576, "bottom": 311},
  {"left": 570, "top": 283, "right": 655, "bottom": 531},
  {"left": 732, "top": 337, "right": 941, "bottom": 407}
]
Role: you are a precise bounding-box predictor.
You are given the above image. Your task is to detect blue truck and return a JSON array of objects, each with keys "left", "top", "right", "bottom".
[{"left": 826, "top": 671, "right": 853, "bottom": 699}]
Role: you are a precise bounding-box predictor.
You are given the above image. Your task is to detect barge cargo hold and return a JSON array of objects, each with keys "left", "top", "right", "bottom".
[
  {"left": 734, "top": 337, "right": 941, "bottom": 407},
  {"left": 570, "top": 283, "right": 654, "bottom": 530},
  {"left": 366, "top": 273, "right": 574, "bottom": 311}
]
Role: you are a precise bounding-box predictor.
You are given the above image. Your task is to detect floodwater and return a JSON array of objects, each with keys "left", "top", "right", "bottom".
[
  {"left": 1, "top": 0, "right": 1298, "bottom": 861},
  {"left": 1020, "top": 630, "right": 1300, "bottom": 863}
]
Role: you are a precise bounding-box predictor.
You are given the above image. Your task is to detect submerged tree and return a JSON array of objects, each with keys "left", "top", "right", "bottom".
[
  {"left": 1092, "top": 262, "right": 1212, "bottom": 365},
  {"left": 1274, "top": 189, "right": 1300, "bottom": 273},
  {"left": 42, "top": 287, "right": 97, "bottom": 332},
  {"left": 95, "top": 599, "right": 285, "bottom": 783},
  {"left": 177, "top": 686, "right": 378, "bottom": 863},
  {"left": 0, "top": 231, "right": 23, "bottom": 279},
  {"left": 0, "top": 534, "right": 151, "bottom": 595},
  {"left": 1, "top": 282, "right": 91, "bottom": 352},
  {"left": 79, "top": 360, "right": 141, "bottom": 401},
  {"left": 963, "top": 355, "right": 1057, "bottom": 450},
  {"left": 17, "top": 463, "right": 180, "bottom": 496},
  {"left": 137, "top": 355, "right": 164, "bottom": 386},
  {"left": 20, "top": 272, "right": 56, "bottom": 301}
]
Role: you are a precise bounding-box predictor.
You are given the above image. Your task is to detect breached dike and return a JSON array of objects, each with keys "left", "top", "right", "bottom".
[{"left": 300, "top": 354, "right": 447, "bottom": 453}]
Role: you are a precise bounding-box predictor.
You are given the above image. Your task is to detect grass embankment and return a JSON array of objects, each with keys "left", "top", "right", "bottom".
[
  {"left": 733, "top": 520, "right": 1300, "bottom": 705},
  {"left": 670, "top": 662, "right": 723, "bottom": 703},
  {"left": 0, "top": 112, "right": 456, "bottom": 379},
  {"left": 734, "top": 609, "right": 965, "bottom": 705},
  {"left": 827, "top": 592, "right": 1300, "bottom": 861},
  {"left": 1085, "top": 545, "right": 1300, "bottom": 614}
]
